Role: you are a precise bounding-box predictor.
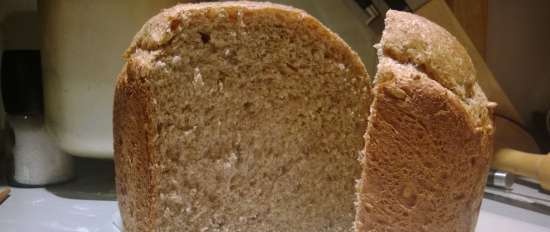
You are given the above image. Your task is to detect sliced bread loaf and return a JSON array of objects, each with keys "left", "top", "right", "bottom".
[
  {"left": 354, "top": 10, "right": 495, "bottom": 232},
  {"left": 114, "top": 2, "right": 370, "bottom": 232}
]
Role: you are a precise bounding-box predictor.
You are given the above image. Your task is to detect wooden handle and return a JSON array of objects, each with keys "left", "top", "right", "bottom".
[
  {"left": 493, "top": 149, "right": 550, "bottom": 190},
  {"left": 0, "top": 187, "right": 10, "bottom": 203}
]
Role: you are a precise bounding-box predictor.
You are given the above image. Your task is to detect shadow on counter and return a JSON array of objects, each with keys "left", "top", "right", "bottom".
[{"left": 46, "top": 156, "right": 116, "bottom": 201}]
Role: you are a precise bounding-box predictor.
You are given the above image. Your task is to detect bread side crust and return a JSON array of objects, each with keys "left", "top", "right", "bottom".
[
  {"left": 378, "top": 10, "right": 494, "bottom": 132},
  {"left": 113, "top": 63, "right": 157, "bottom": 232},
  {"left": 355, "top": 59, "right": 493, "bottom": 231},
  {"left": 355, "top": 10, "right": 494, "bottom": 232},
  {"left": 379, "top": 9, "right": 494, "bottom": 139}
]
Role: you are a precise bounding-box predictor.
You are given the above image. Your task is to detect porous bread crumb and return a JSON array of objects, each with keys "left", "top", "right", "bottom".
[{"left": 114, "top": 2, "right": 370, "bottom": 232}]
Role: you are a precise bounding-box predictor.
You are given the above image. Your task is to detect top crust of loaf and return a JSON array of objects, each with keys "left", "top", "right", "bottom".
[
  {"left": 380, "top": 10, "right": 473, "bottom": 100},
  {"left": 126, "top": 2, "right": 303, "bottom": 53},
  {"left": 379, "top": 10, "right": 494, "bottom": 130},
  {"left": 124, "top": 1, "right": 367, "bottom": 77}
]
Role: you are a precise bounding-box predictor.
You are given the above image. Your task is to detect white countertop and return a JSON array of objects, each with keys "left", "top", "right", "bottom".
[
  {"left": 0, "top": 187, "right": 118, "bottom": 232},
  {"left": 1, "top": 158, "right": 549, "bottom": 232},
  {"left": 0, "top": 186, "right": 549, "bottom": 232}
]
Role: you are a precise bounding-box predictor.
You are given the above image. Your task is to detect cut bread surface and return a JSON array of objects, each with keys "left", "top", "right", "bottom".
[{"left": 114, "top": 2, "right": 370, "bottom": 232}]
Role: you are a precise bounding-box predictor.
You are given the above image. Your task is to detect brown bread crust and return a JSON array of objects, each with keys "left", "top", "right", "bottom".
[
  {"left": 114, "top": 63, "right": 158, "bottom": 232},
  {"left": 123, "top": 1, "right": 367, "bottom": 77},
  {"left": 354, "top": 11, "right": 494, "bottom": 232}
]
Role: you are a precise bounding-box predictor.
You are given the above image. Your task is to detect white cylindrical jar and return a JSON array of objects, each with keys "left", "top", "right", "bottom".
[{"left": 39, "top": 0, "right": 181, "bottom": 158}]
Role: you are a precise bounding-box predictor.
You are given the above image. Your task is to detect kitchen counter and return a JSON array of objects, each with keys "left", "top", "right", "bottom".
[
  {"left": 2, "top": 188, "right": 549, "bottom": 232},
  {"left": 1, "top": 158, "right": 549, "bottom": 231},
  {"left": 0, "top": 187, "right": 118, "bottom": 232}
]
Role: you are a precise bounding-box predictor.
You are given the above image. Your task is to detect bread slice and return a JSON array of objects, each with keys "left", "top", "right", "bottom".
[
  {"left": 354, "top": 10, "right": 495, "bottom": 232},
  {"left": 113, "top": 2, "right": 370, "bottom": 232}
]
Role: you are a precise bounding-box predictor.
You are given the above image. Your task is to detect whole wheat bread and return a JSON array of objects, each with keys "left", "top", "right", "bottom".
[
  {"left": 114, "top": 2, "right": 370, "bottom": 232},
  {"left": 354, "top": 10, "right": 495, "bottom": 232},
  {"left": 115, "top": 4, "right": 496, "bottom": 232}
]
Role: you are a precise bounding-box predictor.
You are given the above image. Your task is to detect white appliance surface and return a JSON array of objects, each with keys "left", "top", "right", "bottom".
[{"left": 0, "top": 187, "right": 548, "bottom": 232}]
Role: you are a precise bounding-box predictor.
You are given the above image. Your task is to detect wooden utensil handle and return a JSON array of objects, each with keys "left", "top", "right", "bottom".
[
  {"left": 493, "top": 148, "right": 550, "bottom": 190},
  {"left": 0, "top": 187, "right": 10, "bottom": 203}
]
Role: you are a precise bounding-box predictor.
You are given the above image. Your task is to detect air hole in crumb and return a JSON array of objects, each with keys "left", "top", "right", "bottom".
[
  {"left": 401, "top": 185, "right": 417, "bottom": 208},
  {"left": 280, "top": 166, "right": 289, "bottom": 175},
  {"left": 181, "top": 104, "right": 191, "bottom": 113},
  {"left": 286, "top": 63, "right": 298, "bottom": 72},
  {"left": 441, "top": 172, "right": 449, "bottom": 180},
  {"left": 156, "top": 123, "right": 163, "bottom": 135},
  {"left": 181, "top": 125, "right": 194, "bottom": 131},
  {"left": 453, "top": 193, "right": 465, "bottom": 200},
  {"left": 470, "top": 157, "right": 477, "bottom": 166},
  {"left": 376, "top": 217, "right": 388, "bottom": 225},
  {"left": 218, "top": 76, "right": 226, "bottom": 84},
  {"left": 204, "top": 105, "right": 215, "bottom": 114},
  {"left": 243, "top": 102, "right": 253, "bottom": 109},
  {"left": 169, "top": 19, "right": 181, "bottom": 31},
  {"left": 199, "top": 32, "right": 210, "bottom": 43},
  {"left": 208, "top": 195, "right": 218, "bottom": 203},
  {"left": 425, "top": 217, "right": 433, "bottom": 224},
  {"left": 423, "top": 161, "right": 434, "bottom": 168},
  {"left": 315, "top": 107, "right": 323, "bottom": 113}
]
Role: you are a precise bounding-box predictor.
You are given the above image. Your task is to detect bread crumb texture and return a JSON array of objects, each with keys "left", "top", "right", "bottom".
[
  {"left": 114, "top": 2, "right": 370, "bottom": 232},
  {"left": 354, "top": 10, "right": 494, "bottom": 232}
]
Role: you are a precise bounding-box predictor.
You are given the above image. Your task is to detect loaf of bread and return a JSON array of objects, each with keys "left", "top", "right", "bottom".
[
  {"left": 354, "top": 10, "right": 495, "bottom": 232},
  {"left": 115, "top": 2, "right": 495, "bottom": 231},
  {"left": 113, "top": 2, "right": 370, "bottom": 232}
]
